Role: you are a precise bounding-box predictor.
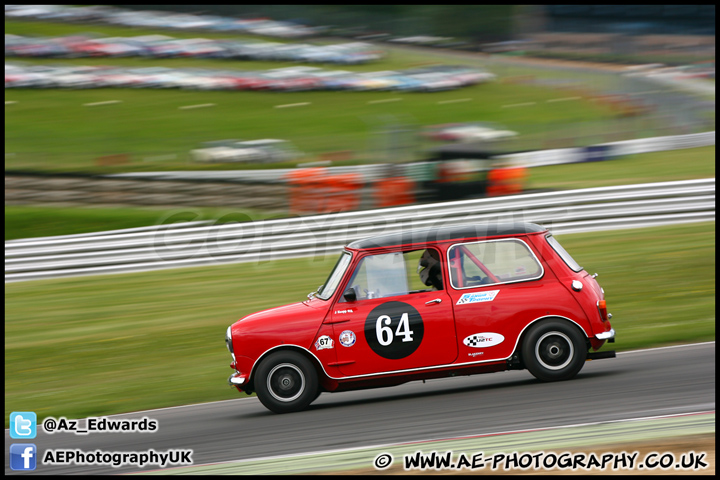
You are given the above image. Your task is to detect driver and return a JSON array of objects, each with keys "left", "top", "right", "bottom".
[{"left": 418, "top": 249, "right": 443, "bottom": 290}]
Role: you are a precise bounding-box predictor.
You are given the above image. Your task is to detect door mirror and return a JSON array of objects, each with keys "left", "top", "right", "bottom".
[{"left": 343, "top": 287, "right": 357, "bottom": 302}]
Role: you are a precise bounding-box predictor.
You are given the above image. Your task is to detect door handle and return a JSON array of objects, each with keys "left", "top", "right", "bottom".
[{"left": 425, "top": 298, "right": 442, "bottom": 305}]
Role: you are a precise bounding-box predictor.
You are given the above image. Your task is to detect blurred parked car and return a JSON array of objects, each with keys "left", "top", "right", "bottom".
[
  {"left": 4, "top": 61, "right": 494, "bottom": 94},
  {"left": 191, "top": 139, "right": 303, "bottom": 164},
  {"left": 424, "top": 123, "right": 518, "bottom": 143}
]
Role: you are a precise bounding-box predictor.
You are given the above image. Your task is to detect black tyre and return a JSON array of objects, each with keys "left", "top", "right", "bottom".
[
  {"left": 255, "top": 351, "right": 319, "bottom": 414},
  {"left": 522, "top": 320, "right": 587, "bottom": 382},
  {"left": 311, "top": 389, "right": 322, "bottom": 402}
]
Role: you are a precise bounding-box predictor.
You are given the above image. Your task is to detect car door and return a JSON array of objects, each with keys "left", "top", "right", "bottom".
[
  {"left": 328, "top": 248, "right": 458, "bottom": 377},
  {"left": 446, "top": 237, "right": 565, "bottom": 362}
]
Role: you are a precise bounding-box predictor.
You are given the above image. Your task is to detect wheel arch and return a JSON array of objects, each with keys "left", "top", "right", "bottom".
[
  {"left": 247, "top": 344, "right": 326, "bottom": 392},
  {"left": 515, "top": 315, "right": 591, "bottom": 364}
]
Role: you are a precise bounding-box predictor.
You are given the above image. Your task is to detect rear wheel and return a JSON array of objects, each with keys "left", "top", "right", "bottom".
[
  {"left": 522, "top": 320, "right": 587, "bottom": 382},
  {"left": 255, "top": 351, "right": 319, "bottom": 414}
]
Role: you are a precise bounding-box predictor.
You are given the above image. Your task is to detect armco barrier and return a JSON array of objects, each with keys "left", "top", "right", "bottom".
[
  {"left": 5, "top": 178, "right": 714, "bottom": 283},
  {"left": 496, "top": 131, "right": 715, "bottom": 168}
]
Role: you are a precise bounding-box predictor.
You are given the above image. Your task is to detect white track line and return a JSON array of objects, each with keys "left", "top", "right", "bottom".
[
  {"left": 83, "top": 100, "right": 122, "bottom": 107},
  {"left": 274, "top": 102, "right": 311, "bottom": 109},
  {"left": 368, "top": 98, "right": 402, "bottom": 104},
  {"left": 178, "top": 103, "right": 215, "bottom": 110},
  {"left": 547, "top": 96, "right": 581, "bottom": 103},
  {"left": 502, "top": 101, "right": 536, "bottom": 108},
  {"left": 438, "top": 98, "right": 472, "bottom": 104}
]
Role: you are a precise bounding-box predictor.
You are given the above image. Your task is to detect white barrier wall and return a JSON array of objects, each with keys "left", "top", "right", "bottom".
[
  {"left": 5, "top": 178, "right": 715, "bottom": 282},
  {"left": 497, "top": 131, "right": 715, "bottom": 168}
]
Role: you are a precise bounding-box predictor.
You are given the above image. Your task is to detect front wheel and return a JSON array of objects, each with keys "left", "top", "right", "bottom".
[
  {"left": 522, "top": 320, "right": 587, "bottom": 382},
  {"left": 255, "top": 351, "right": 319, "bottom": 414}
]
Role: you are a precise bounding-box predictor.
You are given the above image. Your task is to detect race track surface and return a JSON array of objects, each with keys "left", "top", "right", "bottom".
[{"left": 5, "top": 343, "right": 714, "bottom": 475}]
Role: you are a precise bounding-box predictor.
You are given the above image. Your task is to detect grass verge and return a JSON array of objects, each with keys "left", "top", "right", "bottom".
[
  {"left": 525, "top": 145, "right": 715, "bottom": 190},
  {"left": 4, "top": 82, "right": 620, "bottom": 173},
  {"left": 5, "top": 19, "right": 650, "bottom": 174},
  {"left": 4, "top": 205, "right": 286, "bottom": 241}
]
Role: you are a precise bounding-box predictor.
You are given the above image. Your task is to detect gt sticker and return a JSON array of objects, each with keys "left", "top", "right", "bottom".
[
  {"left": 314, "top": 335, "right": 334, "bottom": 351},
  {"left": 364, "top": 301, "right": 424, "bottom": 360},
  {"left": 463, "top": 333, "right": 504, "bottom": 348},
  {"left": 339, "top": 330, "right": 356, "bottom": 347},
  {"left": 456, "top": 290, "right": 500, "bottom": 305}
]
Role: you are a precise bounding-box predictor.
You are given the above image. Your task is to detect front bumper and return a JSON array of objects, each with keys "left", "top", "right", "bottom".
[{"left": 228, "top": 372, "right": 247, "bottom": 387}]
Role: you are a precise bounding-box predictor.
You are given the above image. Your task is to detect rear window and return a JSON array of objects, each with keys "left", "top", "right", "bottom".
[{"left": 546, "top": 234, "right": 582, "bottom": 272}]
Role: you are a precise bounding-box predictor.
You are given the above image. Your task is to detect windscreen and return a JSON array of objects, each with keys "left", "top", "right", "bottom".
[{"left": 316, "top": 251, "right": 352, "bottom": 300}]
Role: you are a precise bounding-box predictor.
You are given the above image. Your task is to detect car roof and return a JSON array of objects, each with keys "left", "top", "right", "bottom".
[{"left": 347, "top": 222, "right": 547, "bottom": 250}]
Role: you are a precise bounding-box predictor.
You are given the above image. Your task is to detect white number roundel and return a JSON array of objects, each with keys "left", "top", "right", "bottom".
[{"left": 365, "top": 301, "right": 424, "bottom": 360}]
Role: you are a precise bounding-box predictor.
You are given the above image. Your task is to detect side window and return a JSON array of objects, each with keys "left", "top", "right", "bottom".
[
  {"left": 343, "top": 248, "right": 443, "bottom": 301},
  {"left": 448, "top": 239, "right": 543, "bottom": 289}
]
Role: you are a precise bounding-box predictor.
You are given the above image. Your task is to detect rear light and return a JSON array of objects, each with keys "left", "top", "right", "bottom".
[{"left": 597, "top": 300, "right": 608, "bottom": 322}]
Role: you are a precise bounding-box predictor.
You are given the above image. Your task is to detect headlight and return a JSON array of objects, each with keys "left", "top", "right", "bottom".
[{"left": 225, "top": 326, "right": 235, "bottom": 359}]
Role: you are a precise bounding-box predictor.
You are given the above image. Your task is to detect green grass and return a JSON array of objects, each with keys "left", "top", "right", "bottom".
[
  {"left": 5, "top": 82, "right": 625, "bottom": 174},
  {"left": 6, "top": 20, "right": 713, "bottom": 176},
  {"left": 526, "top": 145, "right": 715, "bottom": 190},
  {"left": 7, "top": 20, "right": 685, "bottom": 175},
  {"left": 555, "top": 223, "right": 715, "bottom": 350},
  {"left": 4, "top": 221, "right": 715, "bottom": 426},
  {"left": 3, "top": 205, "right": 286, "bottom": 241},
  {"left": 5, "top": 18, "right": 291, "bottom": 44},
  {"left": 7, "top": 21, "right": 710, "bottom": 176}
]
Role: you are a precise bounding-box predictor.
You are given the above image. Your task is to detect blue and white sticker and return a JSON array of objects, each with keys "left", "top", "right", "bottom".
[
  {"left": 339, "top": 330, "right": 356, "bottom": 347},
  {"left": 456, "top": 290, "right": 500, "bottom": 305},
  {"left": 463, "top": 332, "right": 505, "bottom": 348},
  {"left": 314, "top": 335, "right": 334, "bottom": 351}
]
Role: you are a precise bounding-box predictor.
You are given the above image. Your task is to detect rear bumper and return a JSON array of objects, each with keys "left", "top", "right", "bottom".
[
  {"left": 595, "top": 328, "right": 615, "bottom": 343},
  {"left": 587, "top": 350, "right": 616, "bottom": 360}
]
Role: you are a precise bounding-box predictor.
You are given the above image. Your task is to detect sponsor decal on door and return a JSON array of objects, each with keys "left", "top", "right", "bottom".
[{"left": 463, "top": 332, "right": 504, "bottom": 348}]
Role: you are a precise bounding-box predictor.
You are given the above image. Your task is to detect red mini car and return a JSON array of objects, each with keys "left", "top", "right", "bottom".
[{"left": 226, "top": 223, "right": 615, "bottom": 413}]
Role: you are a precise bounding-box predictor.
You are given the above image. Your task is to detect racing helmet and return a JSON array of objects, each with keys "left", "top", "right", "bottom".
[{"left": 418, "top": 249, "right": 443, "bottom": 290}]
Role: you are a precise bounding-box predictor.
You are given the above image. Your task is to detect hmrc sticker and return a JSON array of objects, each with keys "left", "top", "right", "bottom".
[
  {"left": 464, "top": 332, "right": 505, "bottom": 348},
  {"left": 456, "top": 290, "right": 500, "bottom": 305}
]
